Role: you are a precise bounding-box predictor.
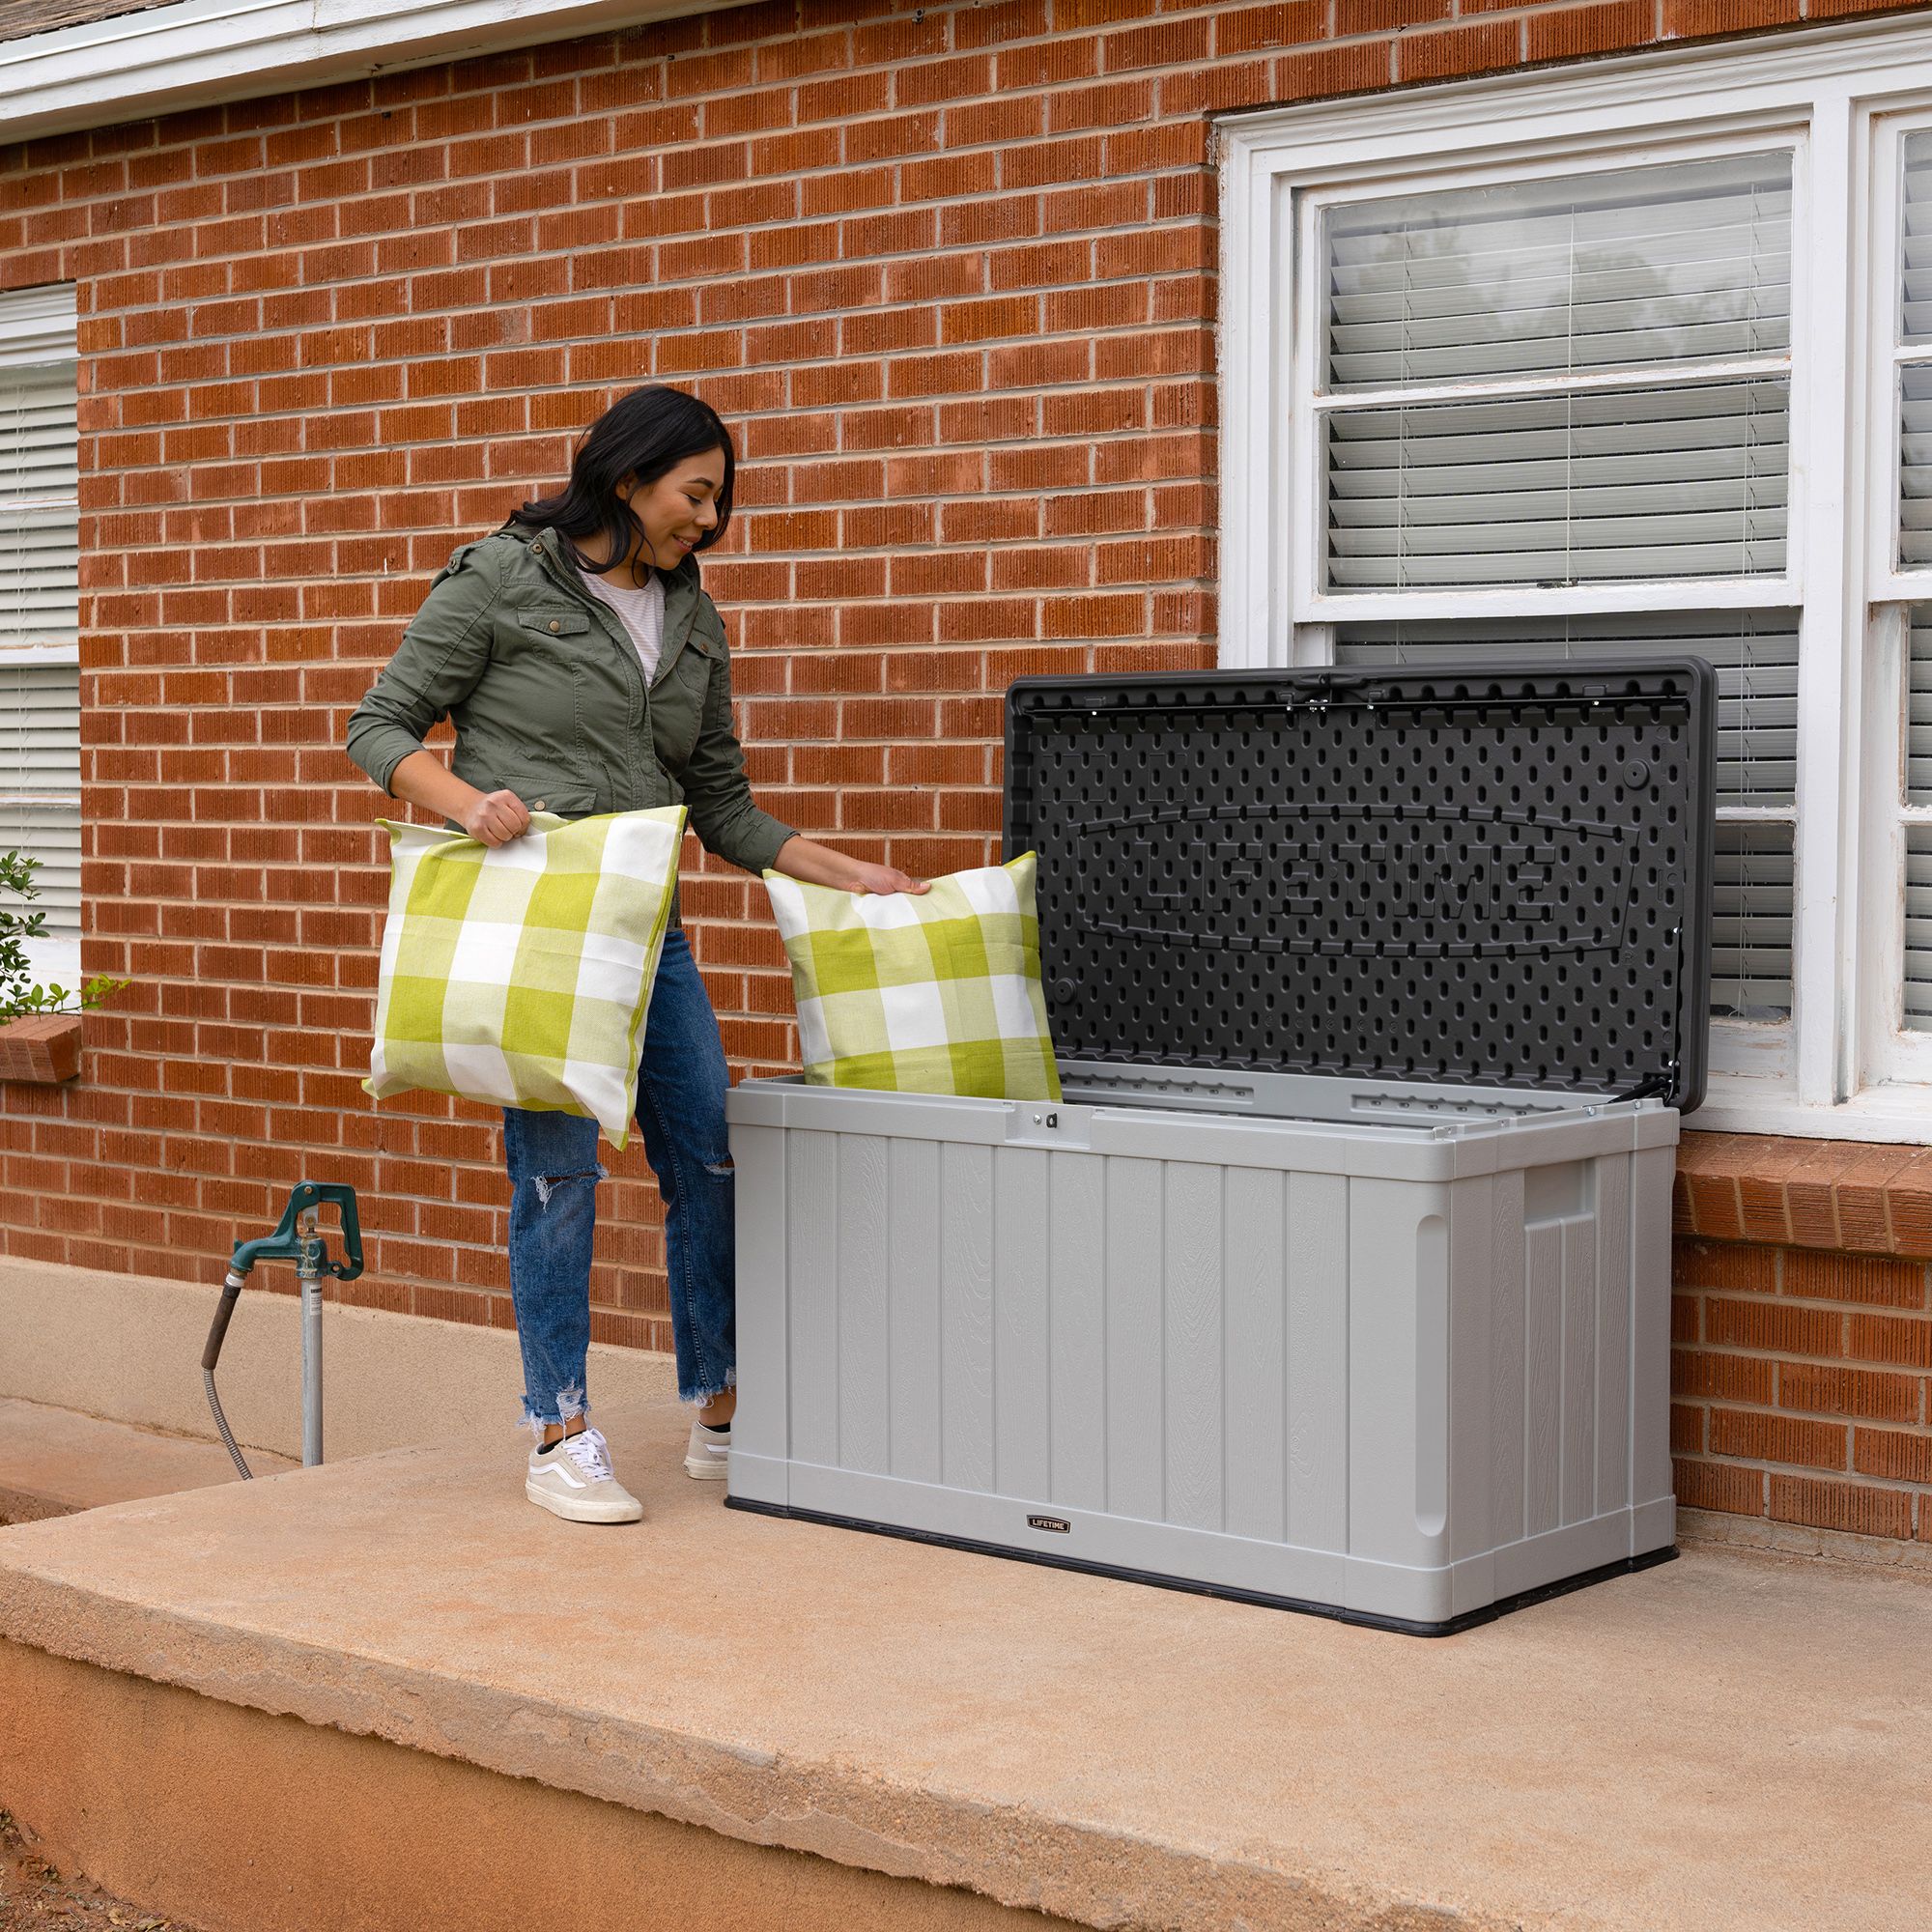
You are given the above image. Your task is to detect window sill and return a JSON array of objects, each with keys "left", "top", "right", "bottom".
[{"left": 1686, "top": 1074, "right": 1932, "bottom": 1145}]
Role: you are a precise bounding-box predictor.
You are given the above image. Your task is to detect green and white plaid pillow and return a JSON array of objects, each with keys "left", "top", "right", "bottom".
[
  {"left": 763, "top": 853, "right": 1061, "bottom": 1101},
  {"left": 366, "top": 807, "right": 686, "bottom": 1148}
]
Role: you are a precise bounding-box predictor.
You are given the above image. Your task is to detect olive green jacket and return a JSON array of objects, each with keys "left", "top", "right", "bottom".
[{"left": 344, "top": 523, "right": 797, "bottom": 915}]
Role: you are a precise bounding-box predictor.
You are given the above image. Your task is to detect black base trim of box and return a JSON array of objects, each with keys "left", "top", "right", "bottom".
[{"left": 723, "top": 1495, "right": 1678, "bottom": 1636}]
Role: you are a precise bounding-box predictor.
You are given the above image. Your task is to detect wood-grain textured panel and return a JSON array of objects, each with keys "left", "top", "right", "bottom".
[
  {"left": 993, "top": 1149, "right": 1050, "bottom": 1501},
  {"left": 1104, "top": 1157, "right": 1164, "bottom": 1523},
  {"left": 1523, "top": 1220, "right": 1563, "bottom": 1539},
  {"left": 939, "top": 1142, "right": 995, "bottom": 1493},
  {"left": 1224, "top": 1166, "right": 1286, "bottom": 1544},
  {"left": 1489, "top": 1170, "right": 1528, "bottom": 1548},
  {"left": 786, "top": 1132, "right": 841, "bottom": 1470},
  {"left": 837, "top": 1135, "right": 892, "bottom": 1476},
  {"left": 1047, "top": 1151, "right": 1107, "bottom": 1514},
  {"left": 1561, "top": 1214, "right": 1598, "bottom": 1526},
  {"left": 1286, "top": 1171, "right": 1349, "bottom": 1554},
  {"left": 1595, "top": 1153, "right": 1633, "bottom": 1514},
  {"left": 1163, "top": 1162, "right": 1224, "bottom": 1534},
  {"left": 889, "top": 1138, "right": 944, "bottom": 1486},
  {"left": 729, "top": 1123, "right": 789, "bottom": 1469}
]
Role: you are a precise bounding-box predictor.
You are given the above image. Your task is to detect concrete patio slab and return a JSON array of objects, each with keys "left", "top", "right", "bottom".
[
  {"left": 0, "top": 1395, "right": 295, "bottom": 1524},
  {"left": 0, "top": 1391, "right": 1925, "bottom": 1932}
]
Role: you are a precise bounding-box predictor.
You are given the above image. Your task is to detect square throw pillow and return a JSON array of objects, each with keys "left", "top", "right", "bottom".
[
  {"left": 366, "top": 807, "right": 686, "bottom": 1147},
  {"left": 762, "top": 853, "right": 1061, "bottom": 1101}
]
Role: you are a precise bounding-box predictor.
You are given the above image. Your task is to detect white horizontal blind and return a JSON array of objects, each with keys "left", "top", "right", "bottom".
[
  {"left": 0, "top": 285, "right": 80, "bottom": 940},
  {"left": 1903, "top": 610, "right": 1932, "bottom": 1032},
  {"left": 0, "top": 359, "right": 79, "bottom": 648},
  {"left": 0, "top": 663, "right": 79, "bottom": 933},
  {"left": 1336, "top": 611, "right": 1798, "bottom": 1020},
  {"left": 1712, "top": 822, "right": 1794, "bottom": 1023},
  {"left": 1902, "top": 366, "right": 1932, "bottom": 568},
  {"left": 1907, "top": 606, "right": 1932, "bottom": 805},
  {"left": 1326, "top": 154, "right": 1793, "bottom": 385},
  {"left": 1900, "top": 136, "right": 1932, "bottom": 571},
  {"left": 1909, "top": 829, "right": 1932, "bottom": 1030},
  {"left": 1903, "top": 131, "right": 1932, "bottom": 346},
  {"left": 1896, "top": 151, "right": 1932, "bottom": 1039},
  {"left": 1326, "top": 382, "right": 1790, "bottom": 588},
  {"left": 1320, "top": 152, "right": 1794, "bottom": 592}
]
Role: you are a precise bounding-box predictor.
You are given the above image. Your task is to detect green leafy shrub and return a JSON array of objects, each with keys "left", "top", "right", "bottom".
[{"left": 0, "top": 849, "right": 126, "bottom": 1022}]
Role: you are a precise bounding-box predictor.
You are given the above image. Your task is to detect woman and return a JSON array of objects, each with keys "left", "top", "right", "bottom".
[{"left": 346, "top": 384, "right": 925, "bottom": 1524}]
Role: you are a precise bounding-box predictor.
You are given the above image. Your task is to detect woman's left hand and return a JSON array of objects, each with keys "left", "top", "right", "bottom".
[
  {"left": 771, "top": 837, "right": 930, "bottom": 896},
  {"left": 846, "top": 861, "right": 929, "bottom": 895}
]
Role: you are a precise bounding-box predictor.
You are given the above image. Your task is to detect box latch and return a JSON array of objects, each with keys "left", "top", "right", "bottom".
[{"left": 1005, "top": 1103, "right": 1092, "bottom": 1150}]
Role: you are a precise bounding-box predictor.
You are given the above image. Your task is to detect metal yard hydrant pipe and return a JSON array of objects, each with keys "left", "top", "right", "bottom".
[
  {"left": 202, "top": 1181, "right": 363, "bottom": 1479},
  {"left": 298, "top": 1208, "right": 326, "bottom": 1468}
]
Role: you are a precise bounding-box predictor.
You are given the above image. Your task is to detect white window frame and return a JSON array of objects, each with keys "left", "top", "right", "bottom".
[{"left": 1219, "top": 13, "right": 1932, "bottom": 1143}]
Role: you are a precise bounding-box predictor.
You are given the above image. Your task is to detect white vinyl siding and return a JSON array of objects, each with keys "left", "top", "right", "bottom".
[{"left": 0, "top": 285, "right": 79, "bottom": 941}]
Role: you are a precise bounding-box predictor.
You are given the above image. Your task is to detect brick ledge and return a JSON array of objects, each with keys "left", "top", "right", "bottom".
[
  {"left": 0, "top": 1013, "right": 82, "bottom": 1084},
  {"left": 1675, "top": 1131, "right": 1932, "bottom": 1257}
]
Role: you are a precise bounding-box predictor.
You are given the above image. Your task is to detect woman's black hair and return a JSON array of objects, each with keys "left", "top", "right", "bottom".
[{"left": 507, "top": 384, "right": 735, "bottom": 575}]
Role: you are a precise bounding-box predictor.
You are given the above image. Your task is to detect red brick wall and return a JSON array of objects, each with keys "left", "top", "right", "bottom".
[
  {"left": 1673, "top": 1241, "right": 1932, "bottom": 1542},
  {"left": 0, "top": 0, "right": 1924, "bottom": 1517},
  {"left": 1673, "top": 1136, "right": 1932, "bottom": 1543}
]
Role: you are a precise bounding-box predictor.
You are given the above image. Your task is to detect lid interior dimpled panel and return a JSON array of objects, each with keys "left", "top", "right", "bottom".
[{"left": 1003, "top": 662, "right": 1716, "bottom": 1111}]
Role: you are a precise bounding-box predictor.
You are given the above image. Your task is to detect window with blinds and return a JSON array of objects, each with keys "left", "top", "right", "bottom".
[
  {"left": 1320, "top": 152, "right": 1794, "bottom": 593},
  {"left": 0, "top": 285, "right": 80, "bottom": 940},
  {"left": 1335, "top": 611, "right": 1798, "bottom": 1021}
]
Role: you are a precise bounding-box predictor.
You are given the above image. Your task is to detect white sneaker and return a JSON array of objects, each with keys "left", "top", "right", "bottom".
[
  {"left": 525, "top": 1425, "right": 643, "bottom": 1523},
  {"left": 685, "top": 1417, "right": 730, "bottom": 1481}
]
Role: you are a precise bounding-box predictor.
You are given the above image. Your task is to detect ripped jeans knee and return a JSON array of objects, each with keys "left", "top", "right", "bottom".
[{"left": 531, "top": 1162, "right": 607, "bottom": 1208}]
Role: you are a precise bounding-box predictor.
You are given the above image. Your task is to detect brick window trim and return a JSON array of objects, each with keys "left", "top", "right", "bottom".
[{"left": 1676, "top": 1130, "right": 1932, "bottom": 1257}]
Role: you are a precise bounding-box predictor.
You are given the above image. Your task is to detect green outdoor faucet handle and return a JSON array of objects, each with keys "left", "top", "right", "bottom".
[{"left": 229, "top": 1181, "right": 365, "bottom": 1282}]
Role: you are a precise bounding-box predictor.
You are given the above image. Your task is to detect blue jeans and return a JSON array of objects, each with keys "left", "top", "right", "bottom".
[{"left": 501, "top": 930, "right": 736, "bottom": 1429}]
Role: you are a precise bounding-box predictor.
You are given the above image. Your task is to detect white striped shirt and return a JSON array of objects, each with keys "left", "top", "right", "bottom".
[{"left": 579, "top": 566, "right": 667, "bottom": 684}]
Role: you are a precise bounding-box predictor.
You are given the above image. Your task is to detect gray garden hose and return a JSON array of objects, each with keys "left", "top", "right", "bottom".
[{"left": 202, "top": 1269, "right": 254, "bottom": 1479}]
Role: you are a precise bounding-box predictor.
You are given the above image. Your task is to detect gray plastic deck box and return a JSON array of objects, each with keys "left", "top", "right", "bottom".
[{"left": 726, "top": 663, "right": 1714, "bottom": 1634}]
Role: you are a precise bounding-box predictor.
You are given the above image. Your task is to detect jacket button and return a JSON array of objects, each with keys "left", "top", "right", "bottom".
[
  {"left": 533, "top": 800, "right": 548, "bottom": 811},
  {"left": 548, "top": 619, "right": 559, "bottom": 633}
]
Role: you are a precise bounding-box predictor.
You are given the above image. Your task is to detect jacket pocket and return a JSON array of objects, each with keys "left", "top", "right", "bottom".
[
  {"left": 493, "top": 770, "right": 601, "bottom": 819},
  {"left": 517, "top": 606, "right": 593, "bottom": 639}
]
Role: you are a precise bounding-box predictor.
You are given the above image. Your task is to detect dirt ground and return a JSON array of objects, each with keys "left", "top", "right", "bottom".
[{"left": 0, "top": 1812, "right": 202, "bottom": 1932}]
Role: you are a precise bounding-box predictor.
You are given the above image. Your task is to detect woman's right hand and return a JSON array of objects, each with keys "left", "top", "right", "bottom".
[{"left": 459, "top": 787, "right": 531, "bottom": 847}]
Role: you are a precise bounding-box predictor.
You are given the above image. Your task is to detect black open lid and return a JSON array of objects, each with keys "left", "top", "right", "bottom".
[{"left": 1004, "top": 661, "right": 1716, "bottom": 1112}]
